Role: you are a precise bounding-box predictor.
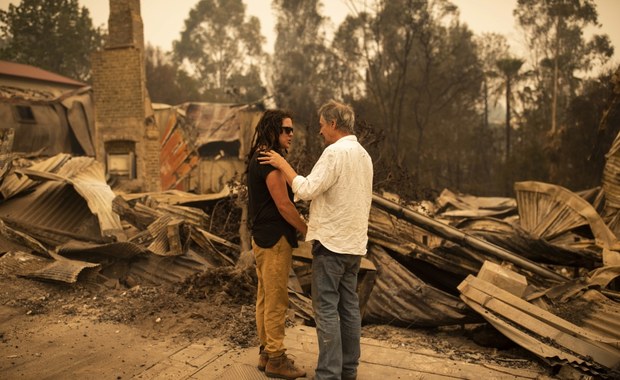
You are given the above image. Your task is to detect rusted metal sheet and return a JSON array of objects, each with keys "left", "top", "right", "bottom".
[
  {"left": 159, "top": 110, "right": 200, "bottom": 190},
  {"left": 155, "top": 102, "right": 262, "bottom": 193},
  {"left": 188, "top": 103, "right": 243, "bottom": 148}
]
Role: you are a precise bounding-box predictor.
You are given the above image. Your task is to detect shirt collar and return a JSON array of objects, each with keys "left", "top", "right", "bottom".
[{"left": 334, "top": 135, "right": 357, "bottom": 144}]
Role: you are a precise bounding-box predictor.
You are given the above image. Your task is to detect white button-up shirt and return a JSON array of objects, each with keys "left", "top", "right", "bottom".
[{"left": 292, "top": 135, "right": 373, "bottom": 255}]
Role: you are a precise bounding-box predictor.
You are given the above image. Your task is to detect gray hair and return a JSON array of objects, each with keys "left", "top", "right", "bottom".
[{"left": 318, "top": 100, "right": 355, "bottom": 134}]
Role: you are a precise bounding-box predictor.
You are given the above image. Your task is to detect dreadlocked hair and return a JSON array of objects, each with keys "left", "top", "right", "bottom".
[{"left": 246, "top": 109, "right": 292, "bottom": 172}]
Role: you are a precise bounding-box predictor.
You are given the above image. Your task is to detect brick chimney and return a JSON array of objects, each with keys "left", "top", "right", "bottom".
[{"left": 91, "top": 0, "right": 161, "bottom": 192}]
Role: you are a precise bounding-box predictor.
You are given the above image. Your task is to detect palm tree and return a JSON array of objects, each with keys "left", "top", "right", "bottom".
[{"left": 496, "top": 58, "right": 525, "bottom": 161}]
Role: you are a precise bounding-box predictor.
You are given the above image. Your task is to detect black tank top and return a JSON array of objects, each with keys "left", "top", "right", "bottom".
[{"left": 247, "top": 150, "right": 298, "bottom": 248}]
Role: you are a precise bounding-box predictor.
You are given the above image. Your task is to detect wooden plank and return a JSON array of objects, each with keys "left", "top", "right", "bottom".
[{"left": 194, "top": 227, "right": 239, "bottom": 251}]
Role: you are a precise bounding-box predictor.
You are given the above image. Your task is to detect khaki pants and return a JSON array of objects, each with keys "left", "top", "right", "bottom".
[{"left": 253, "top": 236, "right": 292, "bottom": 357}]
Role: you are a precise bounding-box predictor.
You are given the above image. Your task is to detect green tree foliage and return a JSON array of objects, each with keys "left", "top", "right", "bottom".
[
  {"left": 173, "top": 0, "right": 266, "bottom": 103},
  {"left": 0, "top": 0, "right": 105, "bottom": 82},
  {"left": 145, "top": 44, "right": 202, "bottom": 105}
]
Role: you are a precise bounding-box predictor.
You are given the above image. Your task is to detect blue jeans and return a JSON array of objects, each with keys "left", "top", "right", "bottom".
[{"left": 311, "top": 241, "right": 362, "bottom": 380}]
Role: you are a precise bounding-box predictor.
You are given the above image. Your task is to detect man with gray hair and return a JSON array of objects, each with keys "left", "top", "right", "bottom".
[{"left": 260, "top": 100, "right": 373, "bottom": 380}]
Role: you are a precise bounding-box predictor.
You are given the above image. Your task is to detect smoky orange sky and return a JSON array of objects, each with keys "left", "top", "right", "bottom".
[{"left": 1, "top": 0, "right": 619, "bottom": 69}]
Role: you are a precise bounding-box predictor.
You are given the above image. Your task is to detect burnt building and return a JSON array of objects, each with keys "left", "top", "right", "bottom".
[{"left": 0, "top": 60, "right": 95, "bottom": 158}]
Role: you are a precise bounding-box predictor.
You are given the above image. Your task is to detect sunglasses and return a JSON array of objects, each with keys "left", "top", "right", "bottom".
[{"left": 280, "top": 126, "right": 294, "bottom": 135}]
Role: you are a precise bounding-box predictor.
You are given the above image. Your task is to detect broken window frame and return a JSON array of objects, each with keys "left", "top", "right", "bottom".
[{"left": 12, "top": 105, "right": 36, "bottom": 124}]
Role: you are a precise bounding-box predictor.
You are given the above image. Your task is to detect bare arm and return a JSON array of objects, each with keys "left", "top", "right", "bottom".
[
  {"left": 265, "top": 169, "right": 307, "bottom": 236},
  {"left": 259, "top": 150, "right": 297, "bottom": 186}
]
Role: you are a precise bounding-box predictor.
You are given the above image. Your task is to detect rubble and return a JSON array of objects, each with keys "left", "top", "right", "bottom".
[{"left": 1, "top": 86, "right": 620, "bottom": 377}]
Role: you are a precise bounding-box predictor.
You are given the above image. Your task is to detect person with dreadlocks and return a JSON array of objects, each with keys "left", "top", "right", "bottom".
[{"left": 247, "top": 109, "right": 307, "bottom": 379}]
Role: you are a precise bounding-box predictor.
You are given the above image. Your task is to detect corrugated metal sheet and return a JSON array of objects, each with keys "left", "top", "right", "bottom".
[
  {"left": 155, "top": 102, "right": 262, "bottom": 193},
  {"left": 459, "top": 272, "right": 620, "bottom": 378},
  {"left": 186, "top": 103, "right": 242, "bottom": 147},
  {"left": 0, "top": 153, "right": 71, "bottom": 200},
  {"left": 127, "top": 249, "right": 214, "bottom": 286},
  {"left": 37, "top": 156, "right": 124, "bottom": 240},
  {"left": 455, "top": 218, "right": 603, "bottom": 268},
  {"left": 62, "top": 88, "right": 96, "bottom": 156},
  {"left": 0, "top": 250, "right": 51, "bottom": 276},
  {"left": 0, "top": 156, "right": 124, "bottom": 244},
  {"left": 25, "top": 257, "right": 100, "bottom": 283},
  {"left": 515, "top": 181, "right": 620, "bottom": 265},
  {"left": 363, "top": 244, "right": 480, "bottom": 326},
  {"left": 197, "top": 159, "right": 244, "bottom": 194},
  {"left": 0, "top": 181, "right": 102, "bottom": 245}
]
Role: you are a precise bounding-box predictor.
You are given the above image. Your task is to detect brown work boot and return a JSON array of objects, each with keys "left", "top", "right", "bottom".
[
  {"left": 265, "top": 353, "right": 306, "bottom": 379},
  {"left": 258, "top": 347, "right": 268, "bottom": 371}
]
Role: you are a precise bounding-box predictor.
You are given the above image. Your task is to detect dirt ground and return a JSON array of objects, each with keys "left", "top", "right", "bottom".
[{"left": 0, "top": 267, "right": 554, "bottom": 379}]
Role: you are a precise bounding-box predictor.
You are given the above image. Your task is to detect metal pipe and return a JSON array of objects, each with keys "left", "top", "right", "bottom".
[{"left": 372, "top": 194, "right": 568, "bottom": 283}]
